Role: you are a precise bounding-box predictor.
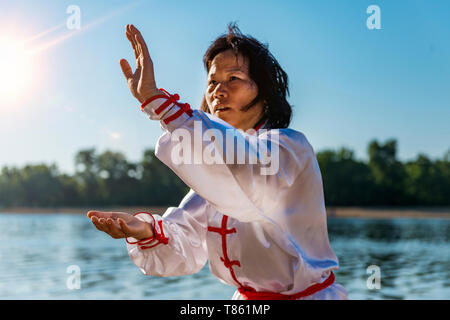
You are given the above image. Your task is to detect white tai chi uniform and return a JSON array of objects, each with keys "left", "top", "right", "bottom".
[{"left": 125, "top": 90, "right": 348, "bottom": 300}]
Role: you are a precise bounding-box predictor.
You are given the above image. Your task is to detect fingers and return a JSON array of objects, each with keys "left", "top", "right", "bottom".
[
  {"left": 104, "top": 218, "right": 126, "bottom": 239},
  {"left": 134, "top": 31, "right": 150, "bottom": 59},
  {"left": 134, "top": 34, "right": 143, "bottom": 57},
  {"left": 119, "top": 59, "right": 133, "bottom": 80},
  {"left": 90, "top": 215, "right": 126, "bottom": 239},
  {"left": 126, "top": 25, "right": 143, "bottom": 70},
  {"left": 88, "top": 210, "right": 152, "bottom": 241},
  {"left": 88, "top": 211, "right": 126, "bottom": 237},
  {"left": 127, "top": 24, "right": 150, "bottom": 59},
  {"left": 126, "top": 24, "right": 139, "bottom": 59},
  {"left": 87, "top": 211, "right": 124, "bottom": 219},
  {"left": 90, "top": 216, "right": 108, "bottom": 233},
  {"left": 87, "top": 210, "right": 104, "bottom": 219},
  {"left": 117, "top": 218, "right": 133, "bottom": 236},
  {"left": 87, "top": 210, "right": 117, "bottom": 219}
]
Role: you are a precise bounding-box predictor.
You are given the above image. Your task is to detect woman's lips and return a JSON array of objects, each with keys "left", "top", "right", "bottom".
[{"left": 215, "top": 106, "right": 231, "bottom": 113}]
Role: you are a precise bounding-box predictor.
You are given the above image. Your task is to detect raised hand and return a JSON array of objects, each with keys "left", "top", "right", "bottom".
[
  {"left": 120, "top": 24, "right": 162, "bottom": 103},
  {"left": 87, "top": 210, "right": 153, "bottom": 240}
]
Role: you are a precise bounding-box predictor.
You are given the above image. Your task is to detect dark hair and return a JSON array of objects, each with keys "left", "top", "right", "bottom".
[{"left": 200, "top": 22, "right": 292, "bottom": 129}]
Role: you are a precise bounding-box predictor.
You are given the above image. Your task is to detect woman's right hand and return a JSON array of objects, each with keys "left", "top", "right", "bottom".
[
  {"left": 87, "top": 210, "right": 154, "bottom": 240},
  {"left": 119, "top": 24, "right": 162, "bottom": 103}
]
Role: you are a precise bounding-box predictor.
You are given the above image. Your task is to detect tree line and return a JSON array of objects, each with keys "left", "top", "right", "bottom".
[{"left": 0, "top": 138, "right": 448, "bottom": 208}]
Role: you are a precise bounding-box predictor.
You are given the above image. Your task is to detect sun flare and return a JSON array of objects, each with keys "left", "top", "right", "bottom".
[{"left": 0, "top": 37, "right": 33, "bottom": 104}]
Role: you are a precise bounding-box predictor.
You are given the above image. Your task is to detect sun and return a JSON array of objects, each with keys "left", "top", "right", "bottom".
[{"left": 0, "top": 37, "right": 33, "bottom": 104}]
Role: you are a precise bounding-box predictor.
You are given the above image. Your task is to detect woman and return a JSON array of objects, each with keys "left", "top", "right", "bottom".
[{"left": 88, "top": 23, "right": 348, "bottom": 300}]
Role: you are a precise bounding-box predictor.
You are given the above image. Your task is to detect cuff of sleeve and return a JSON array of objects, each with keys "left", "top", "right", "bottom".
[
  {"left": 125, "top": 212, "right": 169, "bottom": 250},
  {"left": 159, "top": 104, "right": 192, "bottom": 132},
  {"left": 141, "top": 97, "right": 176, "bottom": 120},
  {"left": 141, "top": 89, "right": 193, "bottom": 130}
]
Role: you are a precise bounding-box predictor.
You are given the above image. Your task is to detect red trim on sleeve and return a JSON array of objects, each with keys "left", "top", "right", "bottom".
[
  {"left": 140, "top": 94, "right": 168, "bottom": 111},
  {"left": 140, "top": 219, "right": 169, "bottom": 249},
  {"left": 154, "top": 98, "right": 175, "bottom": 115},
  {"left": 140, "top": 89, "right": 192, "bottom": 122},
  {"left": 163, "top": 106, "right": 186, "bottom": 124},
  {"left": 141, "top": 88, "right": 193, "bottom": 124},
  {"left": 125, "top": 212, "right": 169, "bottom": 249},
  {"left": 158, "top": 88, "right": 193, "bottom": 124}
]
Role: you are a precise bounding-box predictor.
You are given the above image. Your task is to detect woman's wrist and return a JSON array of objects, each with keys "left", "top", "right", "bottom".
[
  {"left": 126, "top": 212, "right": 169, "bottom": 249},
  {"left": 136, "top": 221, "right": 154, "bottom": 240},
  {"left": 139, "top": 89, "right": 164, "bottom": 104}
]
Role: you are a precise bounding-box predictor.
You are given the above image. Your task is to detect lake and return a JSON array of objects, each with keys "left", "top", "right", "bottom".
[{"left": 0, "top": 213, "right": 448, "bottom": 300}]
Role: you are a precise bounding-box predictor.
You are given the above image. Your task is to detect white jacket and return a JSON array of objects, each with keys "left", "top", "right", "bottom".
[{"left": 125, "top": 91, "right": 348, "bottom": 300}]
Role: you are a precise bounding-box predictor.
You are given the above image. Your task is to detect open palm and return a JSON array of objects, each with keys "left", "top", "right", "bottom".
[
  {"left": 119, "top": 24, "right": 161, "bottom": 103},
  {"left": 87, "top": 210, "right": 153, "bottom": 240}
]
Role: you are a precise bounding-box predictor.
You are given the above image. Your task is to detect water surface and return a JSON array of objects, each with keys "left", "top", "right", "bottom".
[{"left": 0, "top": 213, "right": 448, "bottom": 299}]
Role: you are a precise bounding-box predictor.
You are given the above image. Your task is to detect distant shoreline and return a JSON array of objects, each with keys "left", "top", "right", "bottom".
[
  {"left": 325, "top": 206, "right": 450, "bottom": 219},
  {"left": 0, "top": 206, "right": 449, "bottom": 219}
]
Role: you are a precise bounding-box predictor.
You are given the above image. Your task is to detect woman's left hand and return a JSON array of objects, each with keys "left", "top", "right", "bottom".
[
  {"left": 119, "top": 24, "right": 162, "bottom": 103},
  {"left": 87, "top": 210, "right": 154, "bottom": 240}
]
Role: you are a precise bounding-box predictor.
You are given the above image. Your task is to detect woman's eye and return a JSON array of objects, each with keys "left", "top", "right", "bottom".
[
  {"left": 209, "top": 80, "right": 216, "bottom": 85},
  {"left": 230, "top": 76, "right": 238, "bottom": 81}
]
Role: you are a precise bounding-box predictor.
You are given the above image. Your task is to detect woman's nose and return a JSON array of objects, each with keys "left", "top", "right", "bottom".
[{"left": 213, "top": 81, "right": 228, "bottom": 99}]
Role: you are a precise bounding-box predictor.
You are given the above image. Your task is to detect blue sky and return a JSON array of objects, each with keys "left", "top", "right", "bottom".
[{"left": 0, "top": 0, "right": 449, "bottom": 174}]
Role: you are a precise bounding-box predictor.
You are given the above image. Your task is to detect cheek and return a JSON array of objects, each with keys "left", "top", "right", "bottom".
[
  {"left": 237, "top": 80, "right": 258, "bottom": 98},
  {"left": 205, "top": 91, "right": 214, "bottom": 111},
  {"left": 204, "top": 88, "right": 211, "bottom": 101}
]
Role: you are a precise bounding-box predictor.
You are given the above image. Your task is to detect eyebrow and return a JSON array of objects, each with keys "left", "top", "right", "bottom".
[{"left": 209, "top": 68, "right": 246, "bottom": 77}]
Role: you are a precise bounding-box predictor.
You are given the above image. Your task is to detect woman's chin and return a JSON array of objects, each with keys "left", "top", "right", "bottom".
[
  {"left": 212, "top": 111, "right": 241, "bottom": 128},
  {"left": 215, "top": 112, "right": 230, "bottom": 121}
]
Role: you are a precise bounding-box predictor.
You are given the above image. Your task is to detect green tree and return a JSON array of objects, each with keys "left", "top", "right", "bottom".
[
  {"left": 0, "top": 166, "right": 24, "bottom": 207},
  {"left": 0, "top": 164, "right": 65, "bottom": 207},
  {"left": 368, "top": 139, "right": 407, "bottom": 205},
  {"left": 140, "top": 149, "right": 188, "bottom": 206},
  {"left": 405, "top": 150, "right": 450, "bottom": 205},
  {"left": 317, "top": 147, "right": 375, "bottom": 206},
  {"left": 1, "top": 143, "right": 447, "bottom": 208},
  {"left": 20, "top": 164, "right": 64, "bottom": 206},
  {"left": 96, "top": 150, "right": 141, "bottom": 205},
  {"left": 74, "top": 148, "right": 105, "bottom": 205},
  {"left": 57, "top": 173, "right": 82, "bottom": 206}
]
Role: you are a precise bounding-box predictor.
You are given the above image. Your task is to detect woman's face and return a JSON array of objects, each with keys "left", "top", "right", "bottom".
[{"left": 205, "top": 49, "right": 264, "bottom": 131}]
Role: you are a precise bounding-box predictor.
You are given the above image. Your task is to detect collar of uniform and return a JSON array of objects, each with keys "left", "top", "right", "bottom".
[{"left": 253, "top": 117, "right": 268, "bottom": 132}]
